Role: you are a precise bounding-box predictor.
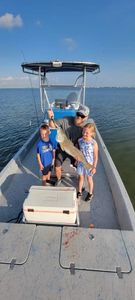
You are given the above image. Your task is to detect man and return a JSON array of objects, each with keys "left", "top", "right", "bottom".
[{"left": 48, "top": 104, "right": 91, "bottom": 185}]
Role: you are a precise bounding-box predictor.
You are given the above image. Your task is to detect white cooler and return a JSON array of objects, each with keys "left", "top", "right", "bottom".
[{"left": 23, "top": 186, "right": 79, "bottom": 225}]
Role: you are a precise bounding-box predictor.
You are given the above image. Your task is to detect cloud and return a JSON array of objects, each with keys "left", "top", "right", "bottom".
[
  {"left": 0, "top": 13, "right": 23, "bottom": 28},
  {"left": 64, "top": 38, "right": 77, "bottom": 51},
  {"left": 36, "top": 20, "right": 42, "bottom": 27},
  {"left": 0, "top": 75, "right": 38, "bottom": 88}
]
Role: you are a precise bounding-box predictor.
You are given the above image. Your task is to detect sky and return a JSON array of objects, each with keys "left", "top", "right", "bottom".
[{"left": 0, "top": 0, "right": 135, "bottom": 88}]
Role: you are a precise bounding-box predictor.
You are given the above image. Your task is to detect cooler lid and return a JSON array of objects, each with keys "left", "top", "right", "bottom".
[
  {"left": 0, "top": 223, "right": 36, "bottom": 265},
  {"left": 24, "top": 186, "right": 76, "bottom": 209},
  {"left": 60, "top": 227, "right": 131, "bottom": 275}
]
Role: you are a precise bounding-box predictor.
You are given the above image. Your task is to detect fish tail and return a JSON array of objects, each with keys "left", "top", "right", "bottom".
[{"left": 85, "top": 162, "right": 93, "bottom": 170}]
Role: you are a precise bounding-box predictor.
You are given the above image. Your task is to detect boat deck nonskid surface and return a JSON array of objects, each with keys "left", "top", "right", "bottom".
[{"left": 0, "top": 223, "right": 134, "bottom": 300}]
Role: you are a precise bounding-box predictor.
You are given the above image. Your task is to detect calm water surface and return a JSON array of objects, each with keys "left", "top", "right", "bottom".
[{"left": 0, "top": 88, "right": 135, "bottom": 208}]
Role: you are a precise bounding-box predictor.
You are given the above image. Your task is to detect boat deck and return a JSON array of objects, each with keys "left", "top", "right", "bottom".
[
  {"left": 0, "top": 139, "right": 119, "bottom": 229},
  {"left": 0, "top": 135, "right": 135, "bottom": 300}
]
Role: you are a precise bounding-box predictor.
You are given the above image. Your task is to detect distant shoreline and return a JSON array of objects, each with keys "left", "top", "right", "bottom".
[{"left": 0, "top": 87, "right": 135, "bottom": 90}]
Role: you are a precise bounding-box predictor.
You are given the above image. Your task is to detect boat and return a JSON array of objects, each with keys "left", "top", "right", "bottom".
[{"left": 0, "top": 60, "right": 135, "bottom": 300}]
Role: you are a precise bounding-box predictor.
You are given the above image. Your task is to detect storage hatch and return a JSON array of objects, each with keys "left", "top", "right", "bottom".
[
  {"left": 0, "top": 223, "right": 35, "bottom": 265},
  {"left": 60, "top": 227, "right": 131, "bottom": 275}
]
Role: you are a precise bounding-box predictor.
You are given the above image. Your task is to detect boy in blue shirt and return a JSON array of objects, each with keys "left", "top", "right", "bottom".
[{"left": 37, "top": 124, "right": 56, "bottom": 185}]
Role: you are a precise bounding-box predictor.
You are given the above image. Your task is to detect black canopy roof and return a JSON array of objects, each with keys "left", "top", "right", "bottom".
[{"left": 21, "top": 60, "right": 100, "bottom": 75}]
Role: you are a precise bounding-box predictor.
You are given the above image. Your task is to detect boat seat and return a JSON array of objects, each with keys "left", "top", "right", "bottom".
[{"left": 55, "top": 99, "right": 66, "bottom": 108}]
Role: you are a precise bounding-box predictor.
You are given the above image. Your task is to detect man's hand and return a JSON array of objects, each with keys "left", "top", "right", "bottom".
[
  {"left": 48, "top": 109, "right": 54, "bottom": 119},
  {"left": 76, "top": 154, "right": 82, "bottom": 162},
  {"left": 48, "top": 109, "right": 56, "bottom": 128}
]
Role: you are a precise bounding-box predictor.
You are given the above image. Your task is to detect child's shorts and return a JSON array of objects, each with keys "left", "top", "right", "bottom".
[
  {"left": 77, "top": 162, "right": 93, "bottom": 176},
  {"left": 42, "top": 164, "right": 52, "bottom": 176}
]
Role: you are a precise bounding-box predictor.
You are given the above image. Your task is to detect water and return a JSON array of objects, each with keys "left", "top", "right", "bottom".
[
  {"left": 0, "top": 88, "right": 42, "bottom": 169},
  {"left": 0, "top": 88, "right": 135, "bottom": 208}
]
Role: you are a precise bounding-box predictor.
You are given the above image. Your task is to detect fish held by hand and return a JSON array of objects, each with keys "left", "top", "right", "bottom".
[{"left": 56, "top": 127, "right": 93, "bottom": 170}]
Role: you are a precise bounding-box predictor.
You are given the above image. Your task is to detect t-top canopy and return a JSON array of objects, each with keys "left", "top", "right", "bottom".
[{"left": 21, "top": 60, "right": 100, "bottom": 76}]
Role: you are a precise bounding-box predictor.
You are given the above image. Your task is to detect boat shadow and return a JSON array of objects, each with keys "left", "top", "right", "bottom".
[{"left": 0, "top": 160, "right": 41, "bottom": 223}]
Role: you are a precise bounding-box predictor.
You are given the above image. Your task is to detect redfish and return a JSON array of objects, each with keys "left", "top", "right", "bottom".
[{"left": 56, "top": 127, "right": 93, "bottom": 170}]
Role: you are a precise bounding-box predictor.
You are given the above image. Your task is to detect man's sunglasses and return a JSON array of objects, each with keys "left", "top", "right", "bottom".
[{"left": 76, "top": 112, "right": 86, "bottom": 118}]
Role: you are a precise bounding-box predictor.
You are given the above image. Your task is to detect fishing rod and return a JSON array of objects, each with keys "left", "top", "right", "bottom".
[{"left": 21, "top": 50, "right": 40, "bottom": 127}]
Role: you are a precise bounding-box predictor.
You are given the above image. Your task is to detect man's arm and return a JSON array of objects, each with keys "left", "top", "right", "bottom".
[
  {"left": 48, "top": 109, "right": 65, "bottom": 129},
  {"left": 48, "top": 109, "right": 56, "bottom": 128}
]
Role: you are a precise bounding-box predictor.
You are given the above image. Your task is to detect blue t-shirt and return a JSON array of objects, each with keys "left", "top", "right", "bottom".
[{"left": 37, "top": 139, "right": 56, "bottom": 167}]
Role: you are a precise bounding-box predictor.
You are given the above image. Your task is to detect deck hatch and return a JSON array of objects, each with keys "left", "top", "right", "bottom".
[
  {"left": 60, "top": 227, "right": 131, "bottom": 274},
  {"left": 0, "top": 223, "right": 36, "bottom": 265}
]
